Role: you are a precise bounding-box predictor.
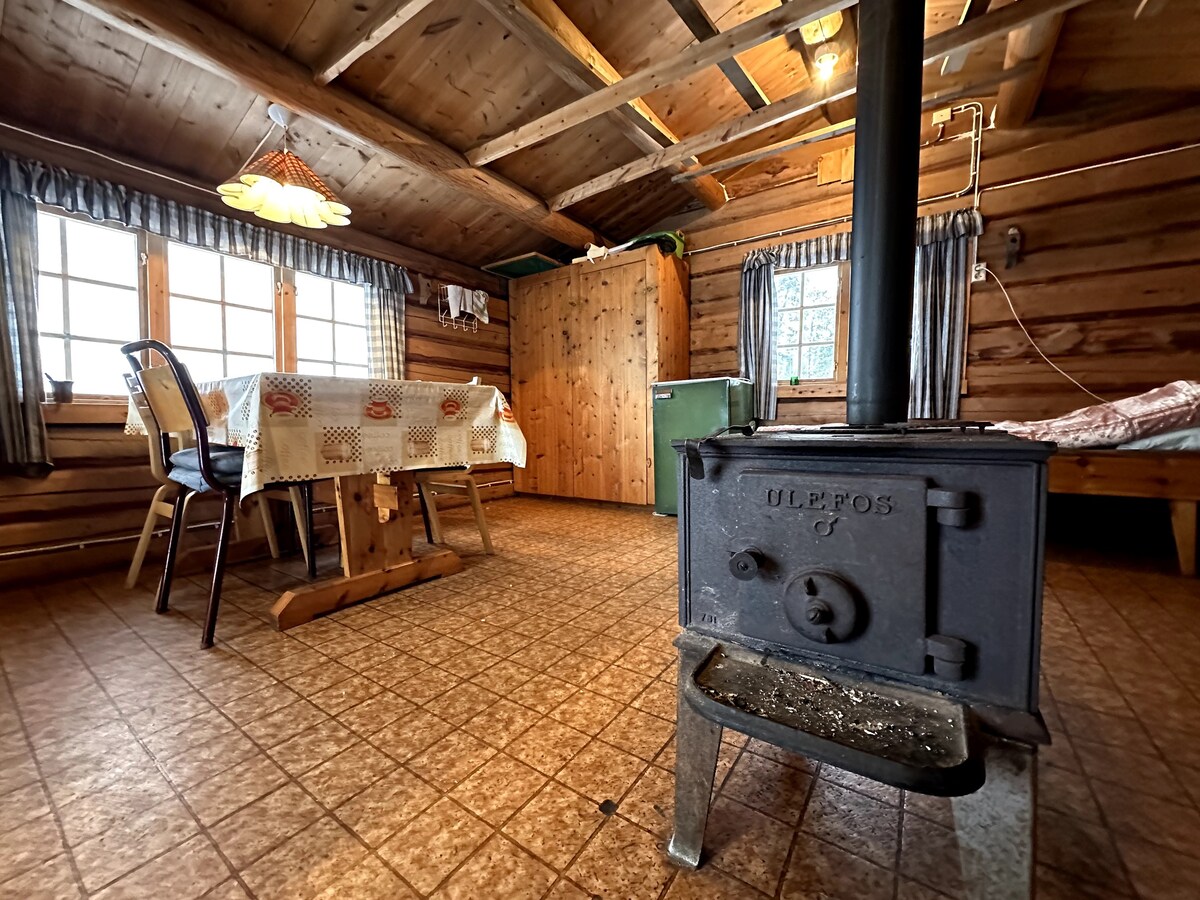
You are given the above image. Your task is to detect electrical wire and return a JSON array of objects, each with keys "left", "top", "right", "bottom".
[{"left": 984, "top": 265, "right": 1108, "bottom": 404}]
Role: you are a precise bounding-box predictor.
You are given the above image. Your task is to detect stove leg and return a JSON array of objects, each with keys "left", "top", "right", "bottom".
[
  {"left": 951, "top": 739, "right": 1036, "bottom": 900},
  {"left": 667, "top": 687, "right": 722, "bottom": 869}
]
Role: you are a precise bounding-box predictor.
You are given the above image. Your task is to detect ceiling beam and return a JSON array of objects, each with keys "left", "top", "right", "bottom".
[
  {"left": 474, "top": 0, "right": 726, "bottom": 210},
  {"left": 672, "top": 60, "right": 1037, "bottom": 183},
  {"left": 1135, "top": 0, "right": 1168, "bottom": 16},
  {"left": 312, "top": 0, "right": 438, "bottom": 85},
  {"left": 994, "top": 12, "right": 1066, "bottom": 128},
  {"left": 548, "top": 0, "right": 1099, "bottom": 210},
  {"left": 466, "top": 0, "right": 857, "bottom": 166},
  {"left": 0, "top": 117, "right": 506, "bottom": 294},
  {"left": 62, "top": 0, "right": 603, "bottom": 249},
  {"left": 664, "top": 0, "right": 769, "bottom": 110},
  {"left": 940, "top": 0, "right": 991, "bottom": 76}
]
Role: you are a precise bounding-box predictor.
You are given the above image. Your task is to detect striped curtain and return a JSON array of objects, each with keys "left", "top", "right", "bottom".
[
  {"left": 740, "top": 232, "right": 852, "bottom": 420},
  {"left": 909, "top": 209, "right": 984, "bottom": 420},
  {"left": 367, "top": 285, "right": 405, "bottom": 379}
]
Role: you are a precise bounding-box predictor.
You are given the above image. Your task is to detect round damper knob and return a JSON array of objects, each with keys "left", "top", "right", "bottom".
[{"left": 728, "top": 548, "right": 764, "bottom": 581}]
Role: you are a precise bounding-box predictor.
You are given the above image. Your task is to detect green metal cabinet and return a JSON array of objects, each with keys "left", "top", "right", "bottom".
[{"left": 651, "top": 377, "right": 753, "bottom": 515}]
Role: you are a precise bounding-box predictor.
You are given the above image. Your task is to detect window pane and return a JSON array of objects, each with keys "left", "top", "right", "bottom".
[
  {"left": 297, "top": 318, "right": 333, "bottom": 361},
  {"left": 173, "top": 348, "right": 225, "bottom": 383},
  {"left": 225, "top": 306, "right": 274, "bottom": 355},
  {"left": 334, "top": 364, "right": 369, "bottom": 379},
  {"left": 333, "top": 282, "right": 366, "bottom": 325},
  {"left": 803, "top": 266, "right": 839, "bottom": 306},
  {"left": 38, "top": 275, "right": 64, "bottom": 334},
  {"left": 65, "top": 219, "right": 138, "bottom": 287},
  {"left": 68, "top": 339, "right": 130, "bottom": 395},
  {"left": 333, "top": 323, "right": 366, "bottom": 364},
  {"left": 775, "top": 272, "right": 804, "bottom": 309},
  {"left": 800, "top": 344, "right": 835, "bottom": 380},
  {"left": 168, "top": 243, "right": 222, "bottom": 300},
  {"left": 776, "top": 347, "right": 798, "bottom": 380},
  {"left": 170, "top": 297, "right": 224, "bottom": 350},
  {"left": 40, "top": 337, "right": 67, "bottom": 384},
  {"left": 775, "top": 309, "right": 800, "bottom": 346},
  {"left": 297, "top": 359, "right": 334, "bottom": 376},
  {"left": 224, "top": 256, "right": 274, "bottom": 309},
  {"left": 37, "top": 214, "right": 62, "bottom": 274},
  {"left": 802, "top": 306, "right": 836, "bottom": 344},
  {"left": 226, "top": 354, "right": 272, "bottom": 378},
  {"left": 295, "top": 272, "right": 332, "bottom": 319},
  {"left": 67, "top": 282, "right": 140, "bottom": 342}
]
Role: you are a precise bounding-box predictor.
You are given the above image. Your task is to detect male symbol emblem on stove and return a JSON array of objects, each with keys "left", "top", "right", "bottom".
[{"left": 783, "top": 570, "right": 862, "bottom": 644}]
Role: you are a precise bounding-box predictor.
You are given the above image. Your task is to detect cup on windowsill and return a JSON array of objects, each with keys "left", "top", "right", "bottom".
[
  {"left": 789, "top": 376, "right": 800, "bottom": 386},
  {"left": 45, "top": 374, "right": 74, "bottom": 404}
]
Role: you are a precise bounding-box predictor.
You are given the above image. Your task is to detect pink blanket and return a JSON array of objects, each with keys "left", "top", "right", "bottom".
[{"left": 996, "top": 381, "right": 1200, "bottom": 449}]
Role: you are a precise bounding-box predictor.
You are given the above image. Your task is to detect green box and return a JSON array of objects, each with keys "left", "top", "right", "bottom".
[{"left": 651, "top": 377, "right": 753, "bottom": 516}]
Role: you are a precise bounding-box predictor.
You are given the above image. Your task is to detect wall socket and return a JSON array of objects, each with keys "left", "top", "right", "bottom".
[{"left": 971, "top": 263, "right": 987, "bottom": 283}]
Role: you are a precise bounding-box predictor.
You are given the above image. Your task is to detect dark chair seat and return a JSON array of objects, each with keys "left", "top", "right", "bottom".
[{"left": 168, "top": 445, "right": 243, "bottom": 493}]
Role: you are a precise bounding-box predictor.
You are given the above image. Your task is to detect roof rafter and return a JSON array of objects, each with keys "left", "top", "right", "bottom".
[
  {"left": 548, "top": 0, "right": 1100, "bottom": 210},
  {"left": 664, "top": 0, "right": 769, "bottom": 110},
  {"left": 466, "top": 0, "right": 857, "bottom": 167},
  {"left": 312, "top": 0, "right": 437, "bottom": 85},
  {"left": 61, "top": 0, "right": 603, "bottom": 249},
  {"left": 940, "top": 0, "right": 992, "bottom": 75},
  {"left": 995, "top": 11, "right": 1066, "bottom": 128},
  {"left": 474, "top": 0, "right": 726, "bottom": 210}
]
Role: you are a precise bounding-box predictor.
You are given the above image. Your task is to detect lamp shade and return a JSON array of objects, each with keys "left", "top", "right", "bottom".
[{"left": 217, "top": 149, "right": 351, "bottom": 229}]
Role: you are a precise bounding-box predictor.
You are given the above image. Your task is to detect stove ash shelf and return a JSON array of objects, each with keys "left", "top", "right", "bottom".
[{"left": 682, "top": 636, "right": 985, "bottom": 797}]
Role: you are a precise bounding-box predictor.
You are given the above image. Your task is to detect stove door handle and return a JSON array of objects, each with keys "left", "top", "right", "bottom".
[{"left": 926, "top": 489, "right": 973, "bottom": 527}]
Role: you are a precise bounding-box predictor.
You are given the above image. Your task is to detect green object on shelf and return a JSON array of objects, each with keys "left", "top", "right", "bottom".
[
  {"left": 651, "top": 377, "right": 753, "bottom": 516},
  {"left": 482, "top": 252, "right": 562, "bottom": 278}
]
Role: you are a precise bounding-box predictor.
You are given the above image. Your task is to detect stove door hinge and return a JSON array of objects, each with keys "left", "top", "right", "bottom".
[
  {"left": 926, "top": 489, "right": 972, "bottom": 527},
  {"left": 926, "top": 634, "right": 969, "bottom": 680}
]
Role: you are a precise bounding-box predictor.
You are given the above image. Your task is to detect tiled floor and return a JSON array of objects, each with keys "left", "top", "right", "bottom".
[{"left": 1, "top": 497, "right": 1198, "bottom": 899}]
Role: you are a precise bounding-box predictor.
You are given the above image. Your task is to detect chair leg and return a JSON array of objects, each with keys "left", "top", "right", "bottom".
[
  {"left": 127, "top": 484, "right": 170, "bottom": 588},
  {"left": 156, "top": 487, "right": 192, "bottom": 614},
  {"left": 259, "top": 496, "right": 281, "bottom": 559},
  {"left": 297, "top": 482, "right": 316, "bottom": 580},
  {"left": 416, "top": 481, "right": 435, "bottom": 544},
  {"left": 421, "top": 483, "right": 444, "bottom": 544},
  {"left": 202, "top": 493, "right": 237, "bottom": 650},
  {"left": 466, "top": 478, "right": 494, "bottom": 554}
]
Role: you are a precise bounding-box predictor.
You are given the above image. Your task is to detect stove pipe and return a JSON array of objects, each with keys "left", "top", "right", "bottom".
[{"left": 845, "top": 0, "right": 927, "bottom": 427}]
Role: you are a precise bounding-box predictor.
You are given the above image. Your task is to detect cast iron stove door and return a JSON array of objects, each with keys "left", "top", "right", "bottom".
[{"left": 688, "top": 468, "right": 966, "bottom": 679}]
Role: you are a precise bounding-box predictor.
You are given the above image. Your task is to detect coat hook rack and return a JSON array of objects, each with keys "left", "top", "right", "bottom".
[{"left": 437, "top": 284, "right": 479, "bottom": 333}]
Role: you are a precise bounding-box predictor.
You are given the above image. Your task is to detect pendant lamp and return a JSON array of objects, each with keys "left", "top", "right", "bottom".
[{"left": 218, "top": 104, "right": 351, "bottom": 229}]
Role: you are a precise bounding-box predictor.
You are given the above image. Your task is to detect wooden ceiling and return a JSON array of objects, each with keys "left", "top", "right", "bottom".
[{"left": 0, "top": 0, "right": 1192, "bottom": 272}]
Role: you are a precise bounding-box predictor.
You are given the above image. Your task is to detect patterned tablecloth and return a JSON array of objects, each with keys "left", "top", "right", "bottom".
[{"left": 126, "top": 372, "right": 526, "bottom": 498}]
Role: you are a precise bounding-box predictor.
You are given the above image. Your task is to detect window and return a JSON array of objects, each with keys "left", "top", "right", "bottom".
[
  {"left": 37, "top": 212, "right": 143, "bottom": 396},
  {"left": 294, "top": 272, "right": 369, "bottom": 378},
  {"left": 167, "top": 242, "right": 276, "bottom": 383},
  {"left": 773, "top": 263, "right": 848, "bottom": 394}
]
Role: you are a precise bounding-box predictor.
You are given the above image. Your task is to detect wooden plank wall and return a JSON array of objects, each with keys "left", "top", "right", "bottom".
[
  {"left": 0, "top": 288, "right": 514, "bottom": 587},
  {"left": 686, "top": 105, "right": 1200, "bottom": 424}
]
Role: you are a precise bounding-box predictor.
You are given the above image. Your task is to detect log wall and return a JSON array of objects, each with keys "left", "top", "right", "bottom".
[{"left": 686, "top": 105, "right": 1200, "bottom": 424}]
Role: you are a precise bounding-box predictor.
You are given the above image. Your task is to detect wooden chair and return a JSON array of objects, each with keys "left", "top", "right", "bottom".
[
  {"left": 124, "top": 400, "right": 313, "bottom": 588},
  {"left": 416, "top": 468, "right": 494, "bottom": 555},
  {"left": 121, "top": 339, "right": 313, "bottom": 648}
]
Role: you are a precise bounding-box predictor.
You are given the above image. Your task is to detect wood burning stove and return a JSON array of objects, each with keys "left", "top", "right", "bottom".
[{"left": 667, "top": 2, "right": 1056, "bottom": 897}]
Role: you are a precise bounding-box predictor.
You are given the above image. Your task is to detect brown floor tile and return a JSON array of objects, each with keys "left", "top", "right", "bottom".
[
  {"left": 567, "top": 815, "right": 673, "bottom": 900},
  {"left": 549, "top": 690, "right": 625, "bottom": 736},
  {"left": 379, "top": 797, "right": 493, "bottom": 895},
  {"left": 160, "top": 731, "right": 260, "bottom": 792},
  {"left": 0, "top": 781, "right": 52, "bottom": 835},
  {"left": 0, "top": 852, "right": 81, "bottom": 900},
  {"left": 705, "top": 797, "right": 793, "bottom": 894},
  {"left": 506, "top": 717, "right": 590, "bottom": 776},
  {"left": 336, "top": 690, "right": 416, "bottom": 737},
  {"left": 450, "top": 753, "right": 548, "bottom": 825},
  {"left": 599, "top": 707, "right": 674, "bottom": 761},
  {"left": 298, "top": 741, "right": 397, "bottom": 809},
  {"left": 588, "top": 666, "right": 654, "bottom": 704},
  {"left": 504, "top": 781, "right": 605, "bottom": 872},
  {"left": 424, "top": 681, "right": 501, "bottom": 726},
  {"left": 310, "top": 855, "right": 417, "bottom": 900},
  {"left": 510, "top": 674, "right": 579, "bottom": 714},
  {"left": 71, "top": 796, "right": 197, "bottom": 893},
  {"left": 183, "top": 754, "right": 290, "bottom": 828},
  {"left": 1090, "top": 779, "right": 1200, "bottom": 858},
  {"left": 56, "top": 766, "right": 176, "bottom": 846},
  {"left": 619, "top": 765, "right": 675, "bottom": 838},
  {"left": 267, "top": 719, "right": 358, "bottom": 777},
  {"left": 309, "top": 674, "right": 384, "bottom": 716},
  {"left": 91, "top": 835, "right": 229, "bottom": 900},
  {"left": 208, "top": 782, "right": 324, "bottom": 870},
  {"left": 803, "top": 780, "right": 898, "bottom": 870},
  {"left": 434, "top": 833, "right": 557, "bottom": 900},
  {"left": 722, "top": 751, "right": 812, "bottom": 825},
  {"left": 899, "top": 811, "right": 963, "bottom": 898},
  {"left": 407, "top": 728, "right": 498, "bottom": 791},
  {"left": 335, "top": 767, "right": 440, "bottom": 848},
  {"left": 1117, "top": 834, "right": 1200, "bottom": 900},
  {"left": 0, "top": 814, "right": 66, "bottom": 885},
  {"left": 557, "top": 739, "right": 648, "bottom": 804},
  {"left": 781, "top": 833, "right": 894, "bottom": 900},
  {"left": 666, "top": 867, "right": 770, "bottom": 899},
  {"left": 239, "top": 816, "right": 369, "bottom": 900},
  {"left": 461, "top": 698, "right": 542, "bottom": 749}
]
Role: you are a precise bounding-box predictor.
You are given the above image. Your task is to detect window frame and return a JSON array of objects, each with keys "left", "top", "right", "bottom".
[
  {"left": 34, "top": 208, "right": 373, "bottom": 408},
  {"left": 773, "top": 261, "right": 852, "bottom": 399}
]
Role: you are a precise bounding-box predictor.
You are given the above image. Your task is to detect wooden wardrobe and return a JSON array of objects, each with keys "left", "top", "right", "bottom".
[{"left": 510, "top": 245, "right": 689, "bottom": 505}]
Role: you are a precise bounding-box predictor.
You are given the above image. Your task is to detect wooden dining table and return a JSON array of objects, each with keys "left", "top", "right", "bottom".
[{"left": 128, "top": 371, "right": 526, "bottom": 629}]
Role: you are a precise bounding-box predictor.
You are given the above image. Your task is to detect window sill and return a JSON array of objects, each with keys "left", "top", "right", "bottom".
[
  {"left": 777, "top": 382, "right": 846, "bottom": 400},
  {"left": 41, "top": 400, "right": 129, "bottom": 425}
]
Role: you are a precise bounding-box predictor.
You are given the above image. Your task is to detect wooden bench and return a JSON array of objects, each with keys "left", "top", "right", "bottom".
[{"left": 1048, "top": 450, "right": 1200, "bottom": 577}]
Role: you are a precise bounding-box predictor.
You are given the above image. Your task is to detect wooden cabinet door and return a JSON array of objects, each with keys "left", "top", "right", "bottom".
[
  {"left": 571, "top": 260, "right": 649, "bottom": 504},
  {"left": 511, "top": 272, "right": 574, "bottom": 498}
]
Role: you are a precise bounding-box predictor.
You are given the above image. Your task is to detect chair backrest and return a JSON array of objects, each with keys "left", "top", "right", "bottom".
[
  {"left": 124, "top": 371, "right": 173, "bottom": 486},
  {"left": 121, "top": 339, "right": 225, "bottom": 493}
]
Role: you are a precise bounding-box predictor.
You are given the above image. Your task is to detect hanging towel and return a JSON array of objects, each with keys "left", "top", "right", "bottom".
[
  {"left": 469, "top": 290, "right": 489, "bottom": 324},
  {"left": 446, "top": 284, "right": 466, "bottom": 318}
]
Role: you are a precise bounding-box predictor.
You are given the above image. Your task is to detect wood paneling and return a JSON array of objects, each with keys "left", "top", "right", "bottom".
[
  {"left": 684, "top": 103, "right": 1200, "bottom": 425},
  {"left": 511, "top": 246, "right": 688, "bottom": 505}
]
